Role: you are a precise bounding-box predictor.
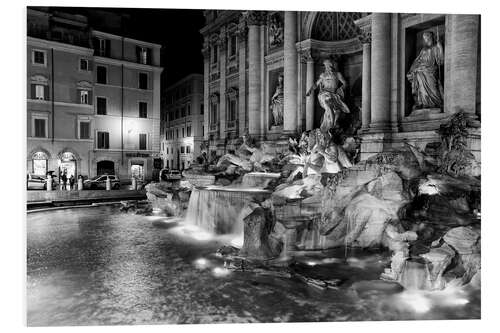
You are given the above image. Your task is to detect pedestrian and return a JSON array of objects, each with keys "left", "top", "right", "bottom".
[
  {"left": 61, "top": 171, "right": 67, "bottom": 190},
  {"left": 69, "top": 175, "right": 75, "bottom": 190}
]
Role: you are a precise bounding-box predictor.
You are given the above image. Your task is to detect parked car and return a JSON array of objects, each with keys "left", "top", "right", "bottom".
[
  {"left": 83, "top": 175, "right": 121, "bottom": 190},
  {"left": 159, "top": 168, "right": 182, "bottom": 181},
  {"left": 27, "top": 173, "right": 48, "bottom": 190}
]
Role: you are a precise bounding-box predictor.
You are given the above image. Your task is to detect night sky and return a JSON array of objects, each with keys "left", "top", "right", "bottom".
[{"left": 48, "top": 6, "right": 206, "bottom": 86}]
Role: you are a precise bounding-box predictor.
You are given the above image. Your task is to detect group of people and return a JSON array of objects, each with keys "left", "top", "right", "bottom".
[{"left": 46, "top": 170, "right": 84, "bottom": 190}]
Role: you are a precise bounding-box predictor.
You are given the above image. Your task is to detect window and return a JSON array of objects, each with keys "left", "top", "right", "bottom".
[
  {"left": 96, "top": 66, "right": 107, "bottom": 84},
  {"left": 136, "top": 46, "right": 150, "bottom": 65},
  {"left": 200, "top": 103, "right": 204, "bottom": 115},
  {"left": 139, "top": 102, "right": 148, "bottom": 118},
  {"left": 34, "top": 118, "right": 46, "bottom": 137},
  {"left": 96, "top": 97, "right": 107, "bottom": 115},
  {"left": 229, "top": 35, "right": 237, "bottom": 57},
  {"left": 35, "top": 85, "right": 45, "bottom": 100},
  {"left": 210, "top": 103, "right": 218, "bottom": 124},
  {"left": 211, "top": 45, "right": 218, "bottom": 64},
  {"left": 32, "top": 50, "right": 46, "bottom": 66},
  {"left": 181, "top": 106, "right": 186, "bottom": 118},
  {"left": 139, "top": 133, "right": 147, "bottom": 150},
  {"left": 175, "top": 109, "right": 180, "bottom": 119},
  {"left": 182, "top": 128, "right": 185, "bottom": 138},
  {"left": 181, "top": 146, "right": 185, "bottom": 153},
  {"left": 228, "top": 99, "right": 237, "bottom": 127},
  {"left": 97, "top": 131, "right": 109, "bottom": 149},
  {"left": 176, "top": 129, "right": 179, "bottom": 138},
  {"left": 186, "top": 146, "right": 191, "bottom": 153},
  {"left": 139, "top": 73, "right": 148, "bottom": 89},
  {"left": 80, "top": 59, "right": 89, "bottom": 71},
  {"left": 94, "top": 38, "right": 110, "bottom": 57},
  {"left": 187, "top": 104, "right": 191, "bottom": 115},
  {"left": 187, "top": 126, "right": 191, "bottom": 137},
  {"left": 80, "top": 91, "right": 89, "bottom": 104},
  {"left": 79, "top": 121, "right": 90, "bottom": 139}
]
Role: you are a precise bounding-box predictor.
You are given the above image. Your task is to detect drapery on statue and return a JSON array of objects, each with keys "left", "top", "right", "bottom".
[
  {"left": 270, "top": 74, "right": 284, "bottom": 126},
  {"left": 406, "top": 31, "right": 444, "bottom": 110},
  {"left": 306, "top": 59, "right": 350, "bottom": 133}
]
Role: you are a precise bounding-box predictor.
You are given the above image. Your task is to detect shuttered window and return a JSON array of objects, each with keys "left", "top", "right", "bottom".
[
  {"left": 139, "top": 102, "right": 147, "bottom": 118},
  {"left": 96, "top": 97, "right": 107, "bottom": 115},
  {"left": 139, "top": 73, "right": 148, "bottom": 89},
  {"left": 97, "top": 131, "right": 109, "bottom": 149},
  {"left": 79, "top": 122, "right": 90, "bottom": 139},
  {"left": 34, "top": 118, "right": 46, "bottom": 137},
  {"left": 139, "top": 133, "right": 147, "bottom": 150},
  {"left": 96, "top": 66, "right": 107, "bottom": 84}
]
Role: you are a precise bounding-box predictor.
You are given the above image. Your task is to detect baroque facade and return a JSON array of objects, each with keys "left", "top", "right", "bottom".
[
  {"left": 161, "top": 74, "right": 204, "bottom": 170},
  {"left": 27, "top": 8, "right": 163, "bottom": 181},
  {"left": 200, "top": 11, "right": 480, "bottom": 159}
]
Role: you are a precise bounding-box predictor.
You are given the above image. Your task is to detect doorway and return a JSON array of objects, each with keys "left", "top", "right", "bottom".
[
  {"left": 130, "top": 161, "right": 144, "bottom": 180},
  {"left": 97, "top": 160, "right": 115, "bottom": 176}
]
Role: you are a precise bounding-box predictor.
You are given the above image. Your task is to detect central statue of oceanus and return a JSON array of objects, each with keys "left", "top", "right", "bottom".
[{"left": 306, "top": 59, "right": 350, "bottom": 133}]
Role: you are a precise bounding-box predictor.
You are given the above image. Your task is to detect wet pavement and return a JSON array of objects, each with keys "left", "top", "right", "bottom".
[{"left": 27, "top": 205, "right": 480, "bottom": 326}]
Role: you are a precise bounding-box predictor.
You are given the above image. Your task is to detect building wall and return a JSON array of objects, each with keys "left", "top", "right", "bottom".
[
  {"left": 161, "top": 74, "right": 204, "bottom": 170},
  {"left": 27, "top": 8, "right": 163, "bottom": 181},
  {"left": 200, "top": 10, "right": 481, "bottom": 160}
]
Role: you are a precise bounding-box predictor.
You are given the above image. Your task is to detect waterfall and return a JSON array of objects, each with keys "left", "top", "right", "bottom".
[
  {"left": 399, "top": 259, "right": 431, "bottom": 290},
  {"left": 185, "top": 187, "right": 270, "bottom": 235},
  {"left": 241, "top": 172, "right": 281, "bottom": 188}
]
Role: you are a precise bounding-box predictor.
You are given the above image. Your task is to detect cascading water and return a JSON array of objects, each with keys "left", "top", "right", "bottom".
[{"left": 185, "top": 186, "right": 271, "bottom": 236}]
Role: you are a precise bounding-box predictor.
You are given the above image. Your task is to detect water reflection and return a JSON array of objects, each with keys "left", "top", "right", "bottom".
[{"left": 27, "top": 206, "right": 480, "bottom": 326}]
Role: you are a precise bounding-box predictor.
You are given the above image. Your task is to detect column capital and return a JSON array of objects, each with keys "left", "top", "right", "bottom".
[
  {"left": 246, "top": 11, "right": 267, "bottom": 26},
  {"left": 358, "top": 30, "right": 372, "bottom": 44},
  {"left": 299, "top": 49, "right": 311, "bottom": 63},
  {"left": 236, "top": 16, "right": 248, "bottom": 42}
]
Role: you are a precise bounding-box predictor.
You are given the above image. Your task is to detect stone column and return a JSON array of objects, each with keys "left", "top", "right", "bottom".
[
  {"left": 305, "top": 50, "right": 315, "bottom": 131},
  {"left": 283, "top": 11, "right": 298, "bottom": 134},
  {"left": 361, "top": 41, "right": 371, "bottom": 130},
  {"left": 444, "top": 14, "right": 479, "bottom": 117},
  {"left": 369, "top": 13, "right": 392, "bottom": 132},
  {"left": 218, "top": 29, "right": 227, "bottom": 139},
  {"left": 237, "top": 17, "right": 247, "bottom": 135},
  {"left": 247, "top": 12, "right": 262, "bottom": 136},
  {"left": 202, "top": 38, "right": 210, "bottom": 140}
]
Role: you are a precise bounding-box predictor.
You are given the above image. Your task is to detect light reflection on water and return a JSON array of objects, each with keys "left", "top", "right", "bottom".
[{"left": 27, "top": 205, "right": 480, "bottom": 326}]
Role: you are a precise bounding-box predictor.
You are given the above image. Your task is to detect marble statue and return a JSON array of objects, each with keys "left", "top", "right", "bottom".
[
  {"left": 270, "top": 74, "right": 284, "bottom": 126},
  {"left": 268, "top": 13, "right": 283, "bottom": 47},
  {"left": 406, "top": 31, "right": 444, "bottom": 110},
  {"left": 306, "top": 59, "right": 350, "bottom": 133}
]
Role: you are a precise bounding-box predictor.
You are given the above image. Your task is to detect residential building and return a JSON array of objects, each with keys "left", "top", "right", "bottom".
[
  {"left": 161, "top": 74, "right": 204, "bottom": 170},
  {"left": 27, "top": 8, "right": 163, "bottom": 181}
]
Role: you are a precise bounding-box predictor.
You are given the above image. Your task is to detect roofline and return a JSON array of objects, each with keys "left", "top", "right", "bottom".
[
  {"left": 92, "top": 30, "right": 163, "bottom": 49},
  {"left": 165, "top": 73, "right": 204, "bottom": 91}
]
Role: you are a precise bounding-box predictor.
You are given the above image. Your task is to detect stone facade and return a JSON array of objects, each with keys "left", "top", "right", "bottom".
[
  {"left": 27, "top": 8, "right": 163, "bottom": 181},
  {"left": 161, "top": 74, "right": 204, "bottom": 170},
  {"left": 200, "top": 10, "right": 481, "bottom": 160}
]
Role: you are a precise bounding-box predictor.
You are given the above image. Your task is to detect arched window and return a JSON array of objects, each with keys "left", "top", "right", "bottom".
[{"left": 312, "top": 12, "right": 364, "bottom": 41}]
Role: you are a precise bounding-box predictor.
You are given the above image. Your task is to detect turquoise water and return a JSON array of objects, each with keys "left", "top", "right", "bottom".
[{"left": 27, "top": 205, "right": 480, "bottom": 326}]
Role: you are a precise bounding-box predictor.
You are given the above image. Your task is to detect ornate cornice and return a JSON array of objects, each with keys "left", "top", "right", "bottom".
[{"left": 236, "top": 16, "right": 248, "bottom": 42}]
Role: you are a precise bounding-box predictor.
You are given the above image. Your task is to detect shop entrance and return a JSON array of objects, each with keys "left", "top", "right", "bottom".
[
  {"left": 130, "top": 161, "right": 144, "bottom": 180},
  {"left": 32, "top": 151, "right": 48, "bottom": 176},
  {"left": 59, "top": 152, "right": 77, "bottom": 180},
  {"left": 97, "top": 160, "right": 115, "bottom": 176}
]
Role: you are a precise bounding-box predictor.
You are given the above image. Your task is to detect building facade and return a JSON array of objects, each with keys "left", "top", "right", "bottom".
[
  {"left": 27, "top": 8, "right": 163, "bottom": 181},
  {"left": 200, "top": 11, "right": 480, "bottom": 160},
  {"left": 161, "top": 74, "right": 204, "bottom": 170}
]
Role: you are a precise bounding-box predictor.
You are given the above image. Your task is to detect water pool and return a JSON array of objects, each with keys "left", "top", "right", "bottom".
[{"left": 27, "top": 205, "right": 480, "bottom": 326}]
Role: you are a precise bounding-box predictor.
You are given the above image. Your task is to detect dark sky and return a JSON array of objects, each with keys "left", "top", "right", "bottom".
[{"left": 49, "top": 7, "right": 206, "bottom": 86}]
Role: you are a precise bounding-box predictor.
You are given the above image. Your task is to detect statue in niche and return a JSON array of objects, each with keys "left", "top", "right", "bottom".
[
  {"left": 306, "top": 59, "right": 350, "bottom": 133},
  {"left": 406, "top": 31, "right": 444, "bottom": 110},
  {"left": 268, "top": 14, "right": 283, "bottom": 47},
  {"left": 270, "top": 74, "right": 284, "bottom": 127}
]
